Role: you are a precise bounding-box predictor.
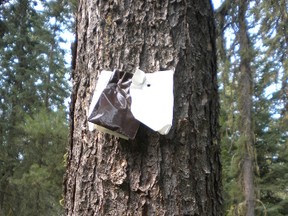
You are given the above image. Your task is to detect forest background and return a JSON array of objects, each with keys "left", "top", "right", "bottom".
[{"left": 0, "top": 0, "right": 287, "bottom": 215}]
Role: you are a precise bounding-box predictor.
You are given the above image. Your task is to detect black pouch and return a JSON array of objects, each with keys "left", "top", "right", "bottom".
[{"left": 88, "top": 70, "right": 140, "bottom": 140}]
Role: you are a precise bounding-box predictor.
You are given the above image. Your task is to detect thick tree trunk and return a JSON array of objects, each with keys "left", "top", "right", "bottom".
[
  {"left": 238, "top": 1, "right": 255, "bottom": 216},
  {"left": 64, "top": 0, "right": 221, "bottom": 215}
]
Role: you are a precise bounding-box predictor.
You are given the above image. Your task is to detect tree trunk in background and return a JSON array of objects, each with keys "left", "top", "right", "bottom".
[
  {"left": 238, "top": 1, "right": 255, "bottom": 215},
  {"left": 64, "top": 0, "right": 221, "bottom": 215}
]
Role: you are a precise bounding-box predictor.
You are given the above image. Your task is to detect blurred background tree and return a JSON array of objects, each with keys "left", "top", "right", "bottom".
[
  {"left": 215, "top": 0, "right": 288, "bottom": 215},
  {"left": 0, "top": 0, "right": 73, "bottom": 215}
]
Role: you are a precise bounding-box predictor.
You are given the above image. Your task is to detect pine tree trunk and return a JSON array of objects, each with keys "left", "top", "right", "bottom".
[
  {"left": 238, "top": 1, "right": 255, "bottom": 215},
  {"left": 64, "top": 0, "right": 222, "bottom": 215}
]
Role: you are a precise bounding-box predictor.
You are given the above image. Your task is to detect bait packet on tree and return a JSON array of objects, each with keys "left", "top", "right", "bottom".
[{"left": 88, "top": 70, "right": 140, "bottom": 140}]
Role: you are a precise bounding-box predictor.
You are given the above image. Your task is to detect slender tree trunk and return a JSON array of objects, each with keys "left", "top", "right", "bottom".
[
  {"left": 65, "top": 0, "right": 222, "bottom": 215},
  {"left": 238, "top": 1, "right": 255, "bottom": 216},
  {"left": 278, "top": 0, "right": 288, "bottom": 116}
]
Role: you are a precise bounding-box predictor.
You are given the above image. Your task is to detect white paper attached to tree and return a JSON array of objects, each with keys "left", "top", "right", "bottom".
[{"left": 130, "top": 68, "right": 174, "bottom": 135}]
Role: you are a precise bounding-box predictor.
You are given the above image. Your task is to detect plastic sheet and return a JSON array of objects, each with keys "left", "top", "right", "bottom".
[
  {"left": 130, "top": 68, "right": 174, "bottom": 135},
  {"left": 88, "top": 70, "right": 140, "bottom": 139}
]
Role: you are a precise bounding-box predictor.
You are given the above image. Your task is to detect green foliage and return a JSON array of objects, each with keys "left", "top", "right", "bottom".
[
  {"left": 0, "top": 0, "right": 72, "bottom": 215},
  {"left": 8, "top": 109, "right": 68, "bottom": 216},
  {"left": 216, "top": 0, "right": 288, "bottom": 215}
]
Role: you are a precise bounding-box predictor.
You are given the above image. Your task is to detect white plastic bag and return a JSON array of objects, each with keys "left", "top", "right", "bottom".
[{"left": 130, "top": 68, "right": 174, "bottom": 135}]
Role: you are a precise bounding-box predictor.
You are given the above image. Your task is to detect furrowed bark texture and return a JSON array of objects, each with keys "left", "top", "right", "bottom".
[{"left": 65, "top": 0, "right": 222, "bottom": 215}]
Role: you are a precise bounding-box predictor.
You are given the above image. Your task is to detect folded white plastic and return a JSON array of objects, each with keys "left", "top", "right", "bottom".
[{"left": 130, "top": 68, "right": 174, "bottom": 135}]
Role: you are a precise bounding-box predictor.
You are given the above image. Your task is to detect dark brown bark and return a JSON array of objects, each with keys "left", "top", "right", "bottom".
[
  {"left": 238, "top": 1, "right": 255, "bottom": 216},
  {"left": 64, "top": 0, "right": 221, "bottom": 215}
]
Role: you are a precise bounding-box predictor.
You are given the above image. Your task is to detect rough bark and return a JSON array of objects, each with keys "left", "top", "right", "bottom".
[
  {"left": 65, "top": 0, "right": 221, "bottom": 215},
  {"left": 238, "top": 1, "right": 255, "bottom": 216}
]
